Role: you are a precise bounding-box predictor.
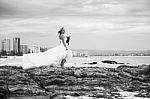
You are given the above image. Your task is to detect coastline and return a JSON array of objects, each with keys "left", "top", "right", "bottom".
[
  {"left": 1, "top": 56, "right": 150, "bottom": 68},
  {"left": 0, "top": 64, "right": 150, "bottom": 99}
]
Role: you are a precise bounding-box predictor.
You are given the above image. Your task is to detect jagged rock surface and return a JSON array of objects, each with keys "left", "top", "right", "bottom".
[{"left": 0, "top": 65, "right": 150, "bottom": 98}]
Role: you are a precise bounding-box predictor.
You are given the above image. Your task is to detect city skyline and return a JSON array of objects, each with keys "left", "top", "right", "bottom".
[
  {"left": 0, "top": 0, "right": 150, "bottom": 50},
  {"left": 0, "top": 37, "right": 42, "bottom": 55},
  {"left": 0, "top": 37, "right": 42, "bottom": 50}
]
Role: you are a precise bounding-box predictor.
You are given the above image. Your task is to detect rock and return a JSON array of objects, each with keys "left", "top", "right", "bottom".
[
  {"left": 117, "top": 65, "right": 150, "bottom": 76},
  {"left": 1, "top": 65, "right": 150, "bottom": 98},
  {"left": 0, "top": 80, "right": 6, "bottom": 85},
  {"left": 135, "top": 89, "right": 150, "bottom": 98},
  {"left": 0, "top": 86, "right": 8, "bottom": 98},
  {"left": 61, "top": 70, "right": 74, "bottom": 76},
  {"left": 45, "top": 78, "right": 65, "bottom": 86},
  {"left": 70, "top": 92, "right": 81, "bottom": 96},
  {"left": 64, "top": 76, "right": 77, "bottom": 85},
  {"left": 102, "top": 60, "right": 118, "bottom": 64},
  {"left": 87, "top": 72, "right": 107, "bottom": 78},
  {"left": 50, "top": 93, "right": 66, "bottom": 99},
  {"left": 0, "top": 65, "right": 22, "bottom": 69},
  {"left": 139, "top": 65, "right": 150, "bottom": 75},
  {"left": 117, "top": 65, "right": 137, "bottom": 70},
  {"left": 94, "top": 92, "right": 107, "bottom": 98},
  {"left": 84, "top": 62, "right": 97, "bottom": 65},
  {"left": 74, "top": 69, "right": 87, "bottom": 78}
]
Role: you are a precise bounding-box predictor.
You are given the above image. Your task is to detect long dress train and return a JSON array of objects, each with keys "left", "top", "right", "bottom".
[{"left": 23, "top": 37, "right": 72, "bottom": 69}]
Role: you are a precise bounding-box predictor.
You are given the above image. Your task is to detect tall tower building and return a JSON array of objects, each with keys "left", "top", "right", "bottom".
[
  {"left": 20, "top": 44, "right": 28, "bottom": 54},
  {"left": 13, "top": 37, "right": 20, "bottom": 54},
  {"left": 1, "top": 37, "right": 11, "bottom": 54}
]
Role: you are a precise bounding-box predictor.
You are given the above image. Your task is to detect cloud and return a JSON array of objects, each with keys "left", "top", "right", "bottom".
[
  {"left": 0, "top": 0, "right": 150, "bottom": 18},
  {"left": 0, "top": 15, "right": 150, "bottom": 36},
  {"left": 117, "top": 0, "right": 150, "bottom": 15},
  {"left": 0, "top": 0, "right": 150, "bottom": 50},
  {"left": 0, "top": 0, "right": 66, "bottom": 18}
]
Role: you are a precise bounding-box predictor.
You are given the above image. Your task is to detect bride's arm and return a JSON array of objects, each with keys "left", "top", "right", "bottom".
[{"left": 61, "top": 35, "right": 68, "bottom": 50}]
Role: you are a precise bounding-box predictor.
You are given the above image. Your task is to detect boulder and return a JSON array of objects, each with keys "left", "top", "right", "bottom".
[
  {"left": 102, "top": 60, "right": 118, "bottom": 64},
  {"left": 84, "top": 62, "right": 97, "bottom": 65}
]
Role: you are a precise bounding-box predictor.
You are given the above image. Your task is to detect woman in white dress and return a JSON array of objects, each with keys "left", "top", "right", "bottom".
[{"left": 23, "top": 27, "right": 72, "bottom": 69}]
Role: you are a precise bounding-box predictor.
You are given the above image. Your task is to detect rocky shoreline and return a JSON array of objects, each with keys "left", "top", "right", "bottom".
[{"left": 0, "top": 64, "right": 150, "bottom": 99}]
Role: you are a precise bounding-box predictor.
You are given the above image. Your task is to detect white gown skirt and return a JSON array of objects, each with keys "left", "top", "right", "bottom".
[{"left": 23, "top": 43, "right": 72, "bottom": 69}]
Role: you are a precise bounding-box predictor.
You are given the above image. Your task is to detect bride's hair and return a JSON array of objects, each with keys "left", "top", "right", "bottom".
[
  {"left": 58, "top": 27, "right": 70, "bottom": 45},
  {"left": 58, "top": 27, "right": 65, "bottom": 35},
  {"left": 66, "top": 36, "right": 70, "bottom": 45}
]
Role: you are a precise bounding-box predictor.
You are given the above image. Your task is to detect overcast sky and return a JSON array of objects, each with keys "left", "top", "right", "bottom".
[{"left": 0, "top": 0, "right": 150, "bottom": 50}]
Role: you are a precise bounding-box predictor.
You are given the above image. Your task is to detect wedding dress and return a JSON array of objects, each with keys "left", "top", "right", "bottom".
[{"left": 23, "top": 36, "right": 72, "bottom": 69}]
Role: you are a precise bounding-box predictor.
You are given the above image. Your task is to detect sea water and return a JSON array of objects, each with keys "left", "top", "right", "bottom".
[
  {"left": 1, "top": 56, "right": 150, "bottom": 68},
  {"left": 66, "top": 56, "right": 150, "bottom": 68}
]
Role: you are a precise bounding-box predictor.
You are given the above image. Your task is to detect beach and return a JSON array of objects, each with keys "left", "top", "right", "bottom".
[{"left": 0, "top": 56, "right": 150, "bottom": 99}]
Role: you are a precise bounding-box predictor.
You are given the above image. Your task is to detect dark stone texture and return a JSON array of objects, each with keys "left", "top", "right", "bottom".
[{"left": 0, "top": 65, "right": 150, "bottom": 98}]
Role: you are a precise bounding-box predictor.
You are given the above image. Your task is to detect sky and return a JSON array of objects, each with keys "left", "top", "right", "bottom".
[{"left": 0, "top": 0, "right": 150, "bottom": 50}]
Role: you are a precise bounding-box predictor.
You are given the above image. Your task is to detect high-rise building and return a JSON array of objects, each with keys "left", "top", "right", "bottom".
[
  {"left": 28, "top": 45, "right": 40, "bottom": 53},
  {"left": 20, "top": 44, "right": 28, "bottom": 54},
  {"left": 1, "top": 37, "right": 11, "bottom": 54},
  {"left": 13, "top": 37, "right": 20, "bottom": 54}
]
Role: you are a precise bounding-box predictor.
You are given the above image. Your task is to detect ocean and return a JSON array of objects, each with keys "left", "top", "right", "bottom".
[
  {"left": 66, "top": 56, "right": 150, "bottom": 68},
  {"left": 0, "top": 56, "right": 150, "bottom": 68}
]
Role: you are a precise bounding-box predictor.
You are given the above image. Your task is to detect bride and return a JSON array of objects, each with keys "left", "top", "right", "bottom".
[{"left": 23, "top": 27, "right": 72, "bottom": 69}]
